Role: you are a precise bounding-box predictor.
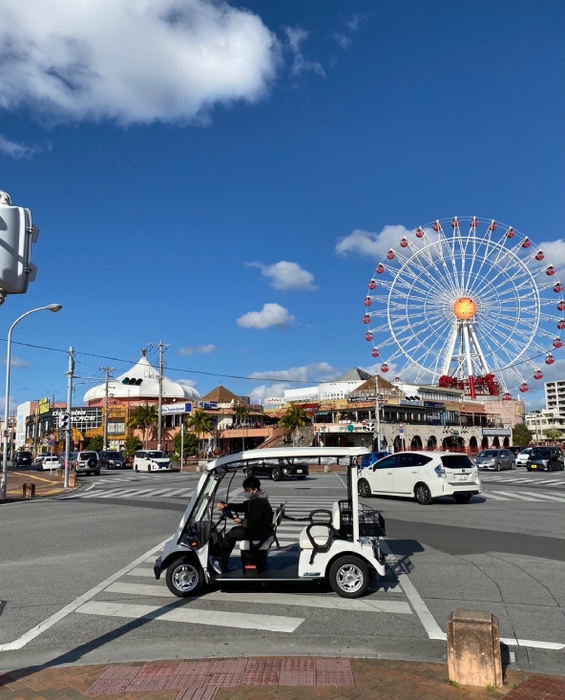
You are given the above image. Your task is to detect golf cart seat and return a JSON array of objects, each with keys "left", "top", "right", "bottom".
[
  {"left": 299, "top": 502, "right": 344, "bottom": 551},
  {"left": 238, "top": 502, "right": 286, "bottom": 552}
]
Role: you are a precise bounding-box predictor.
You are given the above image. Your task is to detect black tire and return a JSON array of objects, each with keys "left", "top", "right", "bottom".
[
  {"left": 328, "top": 556, "right": 371, "bottom": 598},
  {"left": 453, "top": 493, "right": 472, "bottom": 503},
  {"left": 415, "top": 482, "right": 433, "bottom": 505},
  {"left": 511, "top": 462, "right": 516, "bottom": 470},
  {"left": 87, "top": 457, "right": 97, "bottom": 469},
  {"left": 244, "top": 467, "right": 253, "bottom": 478},
  {"left": 134, "top": 465, "right": 138, "bottom": 472},
  {"left": 496, "top": 462, "right": 501, "bottom": 471},
  {"left": 358, "top": 478, "right": 372, "bottom": 498},
  {"left": 271, "top": 466, "right": 282, "bottom": 481},
  {"left": 165, "top": 556, "right": 204, "bottom": 597},
  {"left": 296, "top": 475, "right": 307, "bottom": 480}
]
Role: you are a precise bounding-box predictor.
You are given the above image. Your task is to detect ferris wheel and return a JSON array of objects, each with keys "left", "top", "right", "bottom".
[{"left": 362, "top": 216, "right": 564, "bottom": 399}]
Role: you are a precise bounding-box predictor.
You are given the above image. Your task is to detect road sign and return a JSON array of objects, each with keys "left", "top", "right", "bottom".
[
  {"left": 399, "top": 423, "right": 404, "bottom": 429},
  {"left": 399, "top": 428, "right": 404, "bottom": 434},
  {"left": 49, "top": 440, "right": 55, "bottom": 447},
  {"left": 48, "top": 433, "right": 55, "bottom": 440},
  {"left": 347, "top": 424, "right": 354, "bottom": 432}
]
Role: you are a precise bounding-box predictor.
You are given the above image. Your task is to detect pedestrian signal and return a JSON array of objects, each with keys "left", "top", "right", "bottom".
[
  {"left": 121, "top": 377, "right": 143, "bottom": 385},
  {"left": 59, "top": 413, "right": 70, "bottom": 429}
]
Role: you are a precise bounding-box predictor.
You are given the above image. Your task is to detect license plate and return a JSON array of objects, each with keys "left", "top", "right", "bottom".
[
  {"left": 530, "top": 464, "right": 538, "bottom": 469},
  {"left": 296, "top": 469, "right": 303, "bottom": 473},
  {"left": 457, "top": 474, "right": 468, "bottom": 481}
]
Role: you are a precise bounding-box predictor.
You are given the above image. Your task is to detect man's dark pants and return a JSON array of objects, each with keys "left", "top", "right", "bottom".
[{"left": 220, "top": 525, "right": 247, "bottom": 570}]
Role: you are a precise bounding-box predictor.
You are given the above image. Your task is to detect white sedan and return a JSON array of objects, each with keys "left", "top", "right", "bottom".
[{"left": 516, "top": 448, "right": 533, "bottom": 467}]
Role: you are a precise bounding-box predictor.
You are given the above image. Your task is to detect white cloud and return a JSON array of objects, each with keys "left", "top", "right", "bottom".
[
  {"left": 249, "top": 362, "right": 340, "bottom": 382},
  {"left": 247, "top": 260, "right": 317, "bottom": 291},
  {"left": 333, "top": 13, "right": 365, "bottom": 49},
  {"left": 336, "top": 225, "right": 414, "bottom": 259},
  {"left": 178, "top": 344, "right": 216, "bottom": 356},
  {"left": 248, "top": 383, "right": 294, "bottom": 403},
  {"left": 285, "top": 27, "right": 325, "bottom": 77},
  {"left": 3, "top": 356, "right": 30, "bottom": 369},
  {"left": 0, "top": 0, "right": 279, "bottom": 125},
  {"left": 0, "top": 135, "right": 38, "bottom": 159},
  {"left": 177, "top": 378, "right": 198, "bottom": 389},
  {"left": 236, "top": 303, "right": 295, "bottom": 330}
]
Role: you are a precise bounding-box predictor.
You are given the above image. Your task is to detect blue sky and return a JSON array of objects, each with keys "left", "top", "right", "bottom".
[{"left": 0, "top": 0, "right": 563, "bottom": 413}]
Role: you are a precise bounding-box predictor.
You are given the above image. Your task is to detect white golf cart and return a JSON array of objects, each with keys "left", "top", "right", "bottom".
[{"left": 154, "top": 447, "right": 388, "bottom": 599}]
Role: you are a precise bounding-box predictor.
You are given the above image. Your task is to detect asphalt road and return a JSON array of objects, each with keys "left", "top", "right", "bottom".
[{"left": 0, "top": 468, "right": 563, "bottom": 675}]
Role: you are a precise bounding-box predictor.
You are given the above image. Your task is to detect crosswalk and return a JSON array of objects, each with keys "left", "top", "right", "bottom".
[{"left": 480, "top": 473, "right": 565, "bottom": 488}]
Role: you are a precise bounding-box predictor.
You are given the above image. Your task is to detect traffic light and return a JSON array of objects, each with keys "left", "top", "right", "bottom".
[
  {"left": 122, "top": 377, "right": 143, "bottom": 385},
  {"left": 0, "top": 190, "right": 39, "bottom": 300},
  {"left": 59, "top": 413, "right": 70, "bottom": 430}
]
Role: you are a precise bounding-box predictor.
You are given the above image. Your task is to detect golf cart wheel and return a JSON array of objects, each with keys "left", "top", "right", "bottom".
[
  {"left": 358, "top": 478, "right": 372, "bottom": 498},
  {"left": 415, "top": 482, "right": 433, "bottom": 505},
  {"left": 166, "top": 556, "right": 204, "bottom": 597},
  {"left": 271, "top": 466, "right": 282, "bottom": 481},
  {"left": 453, "top": 493, "right": 472, "bottom": 503},
  {"left": 328, "top": 556, "right": 370, "bottom": 598}
]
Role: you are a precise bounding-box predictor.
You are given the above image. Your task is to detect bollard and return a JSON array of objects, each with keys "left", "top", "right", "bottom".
[
  {"left": 23, "top": 482, "right": 36, "bottom": 498},
  {"left": 56, "top": 468, "right": 63, "bottom": 477},
  {"left": 447, "top": 609, "right": 503, "bottom": 687},
  {"left": 324, "top": 464, "right": 330, "bottom": 473},
  {"left": 68, "top": 471, "right": 77, "bottom": 487}
]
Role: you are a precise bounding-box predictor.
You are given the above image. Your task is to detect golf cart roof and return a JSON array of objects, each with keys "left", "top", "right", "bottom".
[{"left": 205, "top": 446, "right": 371, "bottom": 474}]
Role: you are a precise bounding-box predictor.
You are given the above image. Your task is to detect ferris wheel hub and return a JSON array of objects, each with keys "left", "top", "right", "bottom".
[{"left": 453, "top": 297, "right": 476, "bottom": 320}]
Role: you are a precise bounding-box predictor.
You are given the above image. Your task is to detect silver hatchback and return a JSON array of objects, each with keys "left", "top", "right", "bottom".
[{"left": 475, "top": 449, "right": 516, "bottom": 471}]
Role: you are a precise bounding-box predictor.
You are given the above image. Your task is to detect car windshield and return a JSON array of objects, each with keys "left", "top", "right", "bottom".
[
  {"left": 530, "top": 448, "right": 552, "bottom": 459},
  {"left": 520, "top": 449, "right": 532, "bottom": 454},
  {"left": 81, "top": 452, "right": 97, "bottom": 458},
  {"left": 478, "top": 451, "right": 498, "bottom": 458},
  {"left": 147, "top": 451, "right": 166, "bottom": 458}
]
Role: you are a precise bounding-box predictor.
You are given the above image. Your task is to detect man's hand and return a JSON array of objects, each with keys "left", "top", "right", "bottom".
[
  {"left": 217, "top": 501, "right": 227, "bottom": 510},
  {"left": 233, "top": 517, "right": 242, "bottom": 525}
]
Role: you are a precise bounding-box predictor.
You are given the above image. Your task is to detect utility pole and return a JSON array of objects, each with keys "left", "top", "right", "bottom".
[
  {"left": 374, "top": 374, "right": 381, "bottom": 452},
  {"left": 156, "top": 341, "right": 168, "bottom": 450},
  {"left": 100, "top": 365, "right": 115, "bottom": 449},
  {"left": 64, "top": 347, "right": 75, "bottom": 489}
]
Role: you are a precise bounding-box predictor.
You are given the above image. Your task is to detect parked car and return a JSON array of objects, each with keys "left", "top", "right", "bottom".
[
  {"left": 36, "top": 455, "right": 61, "bottom": 471},
  {"left": 357, "top": 451, "right": 481, "bottom": 505},
  {"left": 15, "top": 451, "right": 33, "bottom": 467},
  {"left": 133, "top": 450, "right": 174, "bottom": 472},
  {"left": 474, "top": 449, "right": 516, "bottom": 471},
  {"left": 99, "top": 450, "right": 126, "bottom": 469},
  {"left": 70, "top": 451, "right": 100, "bottom": 476},
  {"left": 516, "top": 448, "right": 533, "bottom": 467},
  {"left": 526, "top": 446, "right": 564, "bottom": 472},
  {"left": 243, "top": 458, "right": 309, "bottom": 481}
]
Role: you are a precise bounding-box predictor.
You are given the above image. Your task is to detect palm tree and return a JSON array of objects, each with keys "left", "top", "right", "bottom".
[
  {"left": 278, "top": 403, "right": 311, "bottom": 446},
  {"left": 233, "top": 401, "right": 250, "bottom": 451},
  {"left": 185, "top": 409, "right": 214, "bottom": 456},
  {"left": 128, "top": 403, "right": 158, "bottom": 448}
]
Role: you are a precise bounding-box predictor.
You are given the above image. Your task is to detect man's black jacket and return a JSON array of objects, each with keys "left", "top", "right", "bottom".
[{"left": 227, "top": 492, "right": 273, "bottom": 540}]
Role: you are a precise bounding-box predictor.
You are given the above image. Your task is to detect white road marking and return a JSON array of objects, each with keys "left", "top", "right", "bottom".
[
  {"left": 381, "top": 541, "right": 445, "bottom": 641},
  {"left": 75, "top": 601, "right": 304, "bottom": 633},
  {"left": 126, "top": 567, "right": 155, "bottom": 577},
  {"left": 0, "top": 538, "right": 169, "bottom": 652},
  {"left": 516, "top": 491, "right": 565, "bottom": 501},
  {"left": 482, "top": 493, "right": 511, "bottom": 500}
]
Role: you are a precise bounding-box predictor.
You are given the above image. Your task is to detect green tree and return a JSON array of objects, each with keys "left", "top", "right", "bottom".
[
  {"left": 279, "top": 403, "right": 311, "bottom": 445},
  {"left": 173, "top": 429, "right": 198, "bottom": 458},
  {"left": 513, "top": 423, "right": 533, "bottom": 446},
  {"left": 128, "top": 403, "right": 158, "bottom": 448},
  {"left": 233, "top": 401, "right": 249, "bottom": 427},
  {"left": 544, "top": 428, "right": 562, "bottom": 443},
  {"left": 124, "top": 434, "right": 142, "bottom": 457},
  {"left": 85, "top": 435, "right": 104, "bottom": 452},
  {"left": 185, "top": 409, "right": 214, "bottom": 456}
]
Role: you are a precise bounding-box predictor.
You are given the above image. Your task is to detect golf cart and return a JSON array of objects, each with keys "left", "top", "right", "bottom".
[{"left": 154, "top": 447, "right": 388, "bottom": 599}]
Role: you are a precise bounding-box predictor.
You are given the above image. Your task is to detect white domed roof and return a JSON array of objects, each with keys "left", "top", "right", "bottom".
[{"left": 84, "top": 356, "right": 201, "bottom": 403}]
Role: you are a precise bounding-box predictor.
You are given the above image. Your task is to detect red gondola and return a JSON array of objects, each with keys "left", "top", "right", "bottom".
[
  {"left": 553, "top": 338, "right": 563, "bottom": 348},
  {"left": 533, "top": 370, "right": 543, "bottom": 380},
  {"left": 535, "top": 250, "right": 545, "bottom": 261},
  {"left": 522, "top": 238, "right": 531, "bottom": 248},
  {"left": 387, "top": 250, "right": 395, "bottom": 260},
  {"left": 365, "top": 331, "right": 373, "bottom": 342},
  {"left": 364, "top": 297, "right": 372, "bottom": 307},
  {"left": 505, "top": 227, "right": 515, "bottom": 238},
  {"left": 380, "top": 363, "right": 389, "bottom": 372},
  {"left": 362, "top": 315, "right": 370, "bottom": 325},
  {"left": 376, "top": 263, "right": 385, "bottom": 274},
  {"left": 368, "top": 279, "right": 376, "bottom": 290},
  {"left": 371, "top": 348, "right": 379, "bottom": 358},
  {"left": 545, "top": 355, "right": 555, "bottom": 365},
  {"left": 416, "top": 227, "right": 424, "bottom": 238},
  {"left": 400, "top": 237, "right": 408, "bottom": 247},
  {"left": 546, "top": 266, "right": 556, "bottom": 276},
  {"left": 519, "top": 383, "right": 529, "bottom": 393}
]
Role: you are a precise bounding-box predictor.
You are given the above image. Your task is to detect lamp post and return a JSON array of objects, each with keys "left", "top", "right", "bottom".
[
  {"left": 1, "top": 304, "right": 62, "bottom": 499},
  {"left": 374, "top": 374, "right": 381, "bottom": 451}
]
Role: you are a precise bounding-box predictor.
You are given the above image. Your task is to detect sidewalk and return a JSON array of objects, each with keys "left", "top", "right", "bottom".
[
  {"left": 0, "top": 468, "right": 71, "bottom": 502},
  {"left": 0, "top": 657, "right": 563, "bottom": 700}
]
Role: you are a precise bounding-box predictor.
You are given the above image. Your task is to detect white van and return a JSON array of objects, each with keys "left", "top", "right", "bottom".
[
  {"left": 357, "top": 451, "right": 481, "bottom": 504},
  {"left": 133, "top": 450, "right": 173, "bottom": 472}
]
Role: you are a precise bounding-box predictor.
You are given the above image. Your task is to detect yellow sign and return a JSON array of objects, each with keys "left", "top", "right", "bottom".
[{"left": 37, "top": 397, "right": 50, "bottom": 415}]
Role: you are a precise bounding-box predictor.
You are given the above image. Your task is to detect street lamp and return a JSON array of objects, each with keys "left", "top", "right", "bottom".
[{"left": 1, "top": 304, "right": 62, "bottom": 499}]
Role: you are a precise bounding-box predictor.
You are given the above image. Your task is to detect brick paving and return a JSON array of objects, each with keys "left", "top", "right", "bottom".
[
  {"left": 0, "top": 658, "right": 563, "bottom": 700},
  {"left": 0, "top": 469, "right": 69, "bottom": 501}
]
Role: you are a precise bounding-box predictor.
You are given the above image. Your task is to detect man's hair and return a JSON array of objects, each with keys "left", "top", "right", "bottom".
[{"left": 242, "top": 475, "right": 261, "bottom": 490}]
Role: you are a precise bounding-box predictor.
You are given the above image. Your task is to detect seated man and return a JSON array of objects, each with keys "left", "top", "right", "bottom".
[{"left": 213, "top": 476, "right": 273, "bottom": 573}]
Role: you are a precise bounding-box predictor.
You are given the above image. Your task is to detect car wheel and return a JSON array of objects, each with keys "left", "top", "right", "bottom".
[
  {"left": 415, "top": 483, "right": 433, "bottom": 505},
  {"left": 244, "top": 467, "right": 253, "bottom": 478},
  {"left": 134, "top": 465, "right": 138, "bottom": 472},
  {"left": 496, "top": 462, "right": 501, "bottom": 471},
  {"left": 271, "top": 466, "right": 282, "bottom": 481},
  {"left": 454, "top": 493, "right": 472, "bottom": 503},
  {"left": 165, "top": 556, "right": 204, "bottom": 597},
  {"left": 511, "top": 462, "right": 516, "bottom": 470},
  {"left": 358, "top": 478, "right": 372, "bottom": 498},
  {"left": 328, "top": 556, "right": 371, "bottom": 598}
]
